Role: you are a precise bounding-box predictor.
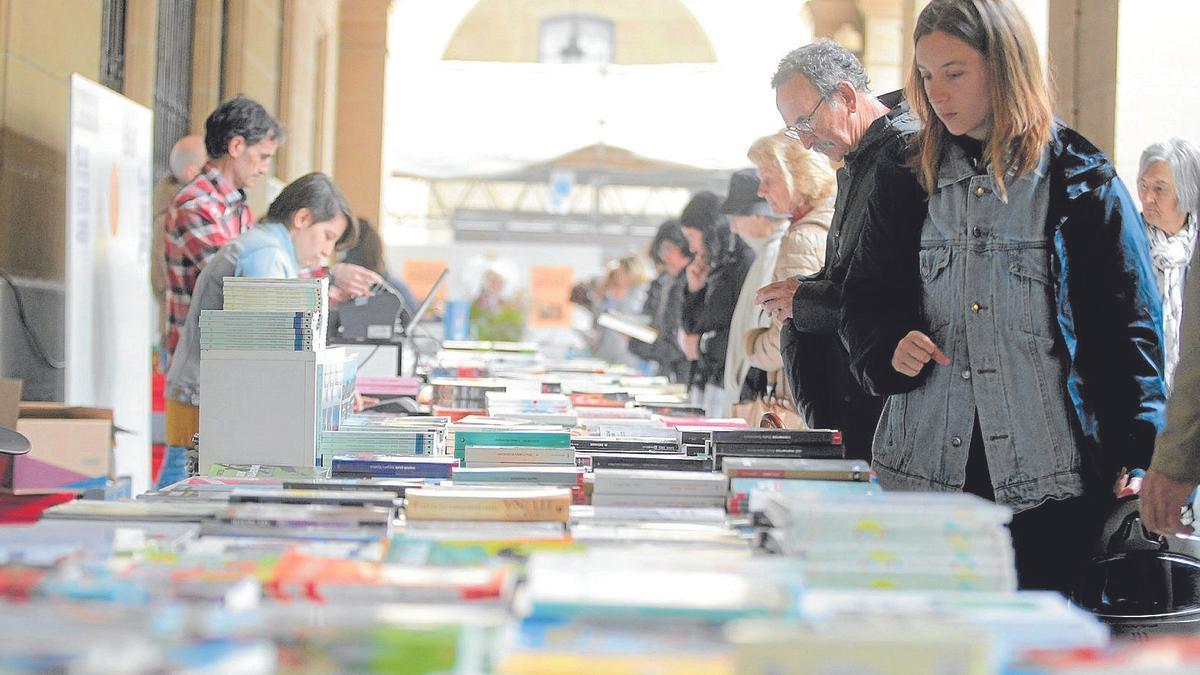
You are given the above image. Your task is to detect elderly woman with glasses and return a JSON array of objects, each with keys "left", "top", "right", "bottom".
[{"left": 1138, "top": 138, "right": 1200, "bottom": 389}]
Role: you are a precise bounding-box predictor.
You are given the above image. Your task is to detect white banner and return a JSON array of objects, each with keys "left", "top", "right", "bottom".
[{"left": 66, "top": 74, "right": 152, "bottom": 495}]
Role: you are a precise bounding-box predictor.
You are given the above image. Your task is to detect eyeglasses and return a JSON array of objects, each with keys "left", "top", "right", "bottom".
[{"left": 784, "top": 97, "right": 825, "bottom": 141}]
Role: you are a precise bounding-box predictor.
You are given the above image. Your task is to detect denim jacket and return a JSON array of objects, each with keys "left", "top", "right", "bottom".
[{"left": 841, "top": 125, "right": 1167, "bottom": 503}]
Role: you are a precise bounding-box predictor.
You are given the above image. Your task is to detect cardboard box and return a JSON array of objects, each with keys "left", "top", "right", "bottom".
[{"left": 0, "top": 379, "right": 114, "bottom": 494}]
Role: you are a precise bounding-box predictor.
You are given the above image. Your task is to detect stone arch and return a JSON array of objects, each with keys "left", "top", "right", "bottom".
[{"left": 441, "top": 0, "right": 718, "bottom": 64}]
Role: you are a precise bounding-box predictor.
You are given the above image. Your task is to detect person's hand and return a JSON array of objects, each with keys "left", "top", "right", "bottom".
[
  {"left": 330, "top": 263, "right": 383, "bottom": 299},
  {"left": 685, "top": 258, "right": 710, "bottom": 293},
  {"left": 891, "top": 330, "right": 950, "bottom": 376},
  {"left": 1141, "top": 469, "right": 1197, "bottom": 536},
  {"left": 1114, "top": 468, "right": 1143, "bottom": 498},
  {"left": 353, "top": 391, "right": 380, "bottom": 413},
  {"left": 755, "top": 278, "right": 801, "bottom": 322},
  {"left": 328, "top": 286, "right": 352, "bottom": 306},
  {"left": 680, "top": 332, "right": 700, "bottom": 361}
]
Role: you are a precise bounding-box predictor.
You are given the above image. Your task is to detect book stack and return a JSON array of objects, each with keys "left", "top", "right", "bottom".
[
  {"left": 520, "top": 550, "right": 803, "bottom": 622},
  {"left": 199, "top": 310, "right": 323, "bottom": 352},
  {"left": 462, "top": 445, "right": 575, "bottom": 470},
  {"left": 706, "top": 429, "right": 844, "bottom": 469},
  {"left": 726, "top": 615, "right": 995, "bottom": 675},
  {"left": 330, "top": 454, "right": 459, "bottom": 480},
  {"left": 799, "top": 589, "right": 1109, "bottom": 663},
  {"left": 318, "top": 427, "right": 445, "bottom": 468},
  {"left": 430, "top": 379, "right": 510, "bottom": 412},
  {"left": 591, "top": 469, "right": 728, "bottom": 509},
  {"left": 574, "top": 406, "right": 653, "bottom": 421},
  {"left": 723, "top": 457, "right": 877, "bottom": 514},
  {"left": 571, "top": 436, "right": 711, "bottom": 472},
  {"left": 228, "top": 486, "right": 400, "bottom": 512},
  {"left": 453, "top": 429, "right": 572, "bottom": 464},
  {"left": 762, "top": 491, "right": 1018, "bottom": 591},
  {"left": 201, "top": 502, "right": 393, "bottom": 540},
  {"left": 202, "top": 277, "right": 329, "bottom": 351},
  {"left": 578, "top": 416, "right": 676, "bottom": 440},
  {"left": 282, "top": 477, "right": 424, "bottom": 498},
  {"left": 403, "top": 486, "right": 572, "bottom": 523},
  {"left": 568, "top": 388, "right": 632, "bottom": 409},
  {"left": 451, "top": 466, "right": 584, "bottom": 488},
  {"left": 355, "top": 376, "right": 422, "bottom": 398},
  {"left": 484, "top": 391, "right": 578, "bottom": 427},
  {"left": 451, "top": 465, "right": 586, "bottom": 505}
]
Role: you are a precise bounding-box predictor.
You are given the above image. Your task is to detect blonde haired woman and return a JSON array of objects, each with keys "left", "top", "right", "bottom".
[
  {"left": 742, "top": 132, "right": 836, "bottom": 413},
  {"left": 841, "top": 0, "right": 1165, "bottom": 592}
]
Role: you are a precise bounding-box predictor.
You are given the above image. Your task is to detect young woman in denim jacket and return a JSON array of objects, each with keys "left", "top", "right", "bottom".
[{"left": 840, "top": 0, "right": 1167, "bottom": 593}]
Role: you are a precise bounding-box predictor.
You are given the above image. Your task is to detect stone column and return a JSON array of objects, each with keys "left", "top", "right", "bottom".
[
  {"left": 858, "top": 0, "right": 905, "bottom": 93},
  {"left": 334, "top": 0, "right": 392, "bottom": 227}
]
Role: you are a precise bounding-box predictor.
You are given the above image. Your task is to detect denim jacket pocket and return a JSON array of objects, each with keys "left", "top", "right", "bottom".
[
  {"left": 919, "top": 246, "right": 954, "bottom": 334},
  {"left": 1006, "top": 249, "right": 1057, "bottom": 339},
  {"left": 919, "top": 246, "right": 952, "bottom": 282}
]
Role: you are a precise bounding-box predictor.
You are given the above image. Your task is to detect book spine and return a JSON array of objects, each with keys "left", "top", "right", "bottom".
[
  {"left": 331, "top": 462, "right": 452, "bottom": 478},
  {"left": 711, "top": 444, "right": 846, "bottom": 459},
  {"left": 723, "top": 469, "right": 869, "bottom": 481},
  {"left": 711, "top": 429, "right": 843, "bottom": 445},
  {"left": 585, "top": 455, "right": 712, "bottom": 472},
  {"left": 404, "top": 497, "right": 570, "bottom": 522},
  {"left": 571, "top": 441, "right": 680, "bottom": 453},
  {"left": 594, "top": 480, "right": 728, "bottom": 497}
]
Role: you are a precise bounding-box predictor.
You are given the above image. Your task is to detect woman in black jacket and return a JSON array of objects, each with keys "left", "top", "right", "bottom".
[
  {"left": 678, "top": 191, "right": 755, "bottom": 416},
  {"left": 629, "top": 219, "right": 693, "bottom": 382},
  {"left": 840, "top": 0, "right": 1165, "bottom": 593}
]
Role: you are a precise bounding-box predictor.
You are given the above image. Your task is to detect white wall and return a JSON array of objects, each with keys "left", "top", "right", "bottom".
[{"left": 1113, "top": 0, "right": 1200, "bottom": 195}]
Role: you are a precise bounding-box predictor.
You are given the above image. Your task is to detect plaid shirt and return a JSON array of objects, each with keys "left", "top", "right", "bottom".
[{"left": 163, "top": 163, "right": 253, "bottom": 355}]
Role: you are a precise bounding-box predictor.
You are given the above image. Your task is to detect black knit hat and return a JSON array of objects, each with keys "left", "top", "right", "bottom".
[
  {"left": 649, "top": 218, "right": 692, "bottom": 265},
  {"left": 680, "top": 191, "right": 723, "bottom": 232}
]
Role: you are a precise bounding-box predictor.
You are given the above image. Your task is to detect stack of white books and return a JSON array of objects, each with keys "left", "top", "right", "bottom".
[
  {"left": 591, "top": 469, "right": 728, "bottom": 509},
  {"left": 201, "top": 277, "right": 328, "bottom": 352},
  {"left": 762, "top": 491, "right": 1018, "bottom": 591},
  {"left": 462, "top": 445, "right": 575, "bottom": 469}
]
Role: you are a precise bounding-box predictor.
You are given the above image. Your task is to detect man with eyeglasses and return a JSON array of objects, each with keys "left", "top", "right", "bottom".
[{"left": 753, "top": 38, "right": 922, "bottom": 461}]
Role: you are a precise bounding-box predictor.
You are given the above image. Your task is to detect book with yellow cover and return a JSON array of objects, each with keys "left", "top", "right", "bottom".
[{"left": 404, "top": 486, "right": 572, "bottom": 522}]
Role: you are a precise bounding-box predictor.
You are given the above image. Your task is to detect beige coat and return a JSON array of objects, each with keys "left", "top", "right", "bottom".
[{"left": 744, "top": 194, "right": 835, "bottom": 397}]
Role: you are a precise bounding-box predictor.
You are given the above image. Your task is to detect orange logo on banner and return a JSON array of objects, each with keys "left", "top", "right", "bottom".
[{"left": 529, "top": 266, "right": 573, "bottom": 328}]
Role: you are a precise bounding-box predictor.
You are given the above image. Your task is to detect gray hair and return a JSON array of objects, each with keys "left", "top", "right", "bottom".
[
  {"left": 1139, "top": 138, "right": 1200, "bottom": 215},
  {"left": 770, "top": 38, "right": 870, "bottom": 97}
]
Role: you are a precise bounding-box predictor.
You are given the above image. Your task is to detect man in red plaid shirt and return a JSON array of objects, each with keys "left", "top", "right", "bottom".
[{"left": 164, "top": 96, "right": 283, "bottom": 358}]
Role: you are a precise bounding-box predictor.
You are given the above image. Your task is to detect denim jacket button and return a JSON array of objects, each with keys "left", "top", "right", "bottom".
[
  {"left": 951, "top": 436, "right": 963, "bottom": 447},
  {"left": 971, "top": 302, "right": 981, "bottom": 313},
  {"left": 961, "top": 369, "right": 971, "bottom": 380}
]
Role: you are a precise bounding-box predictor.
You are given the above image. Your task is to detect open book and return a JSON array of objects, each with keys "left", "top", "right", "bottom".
[{"left": 597, "top": 312, "right": 658, "bottom": 344}]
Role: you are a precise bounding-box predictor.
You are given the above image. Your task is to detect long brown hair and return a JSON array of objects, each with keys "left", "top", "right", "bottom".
[{"left": 906, "top": 0, "right": 1053, "bottom": 200}]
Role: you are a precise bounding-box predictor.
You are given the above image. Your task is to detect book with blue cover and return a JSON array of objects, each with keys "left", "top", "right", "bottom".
[{"left": 331, "top": 453, "right": 458, "bottom": 479}]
